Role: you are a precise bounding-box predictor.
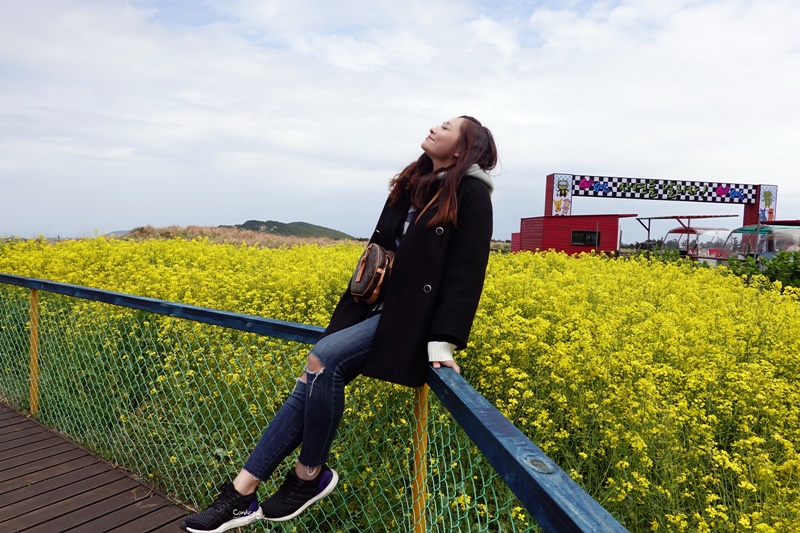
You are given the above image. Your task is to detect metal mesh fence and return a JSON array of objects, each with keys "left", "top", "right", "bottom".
[{"left": 0, "top": 283, "right": 538, "bottom": 532}]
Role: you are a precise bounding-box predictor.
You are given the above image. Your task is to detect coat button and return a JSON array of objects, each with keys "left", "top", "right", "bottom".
[
  {"left": 435, "top": 227, "right": 444, "bottom": 235},
  {"left": 423, "top": 284, "right": 432, "bottom": 293}
]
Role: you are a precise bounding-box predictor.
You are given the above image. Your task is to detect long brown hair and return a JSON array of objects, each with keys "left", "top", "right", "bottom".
[{"left": 388, "top": 116, "right": 497, "bottom": 228}]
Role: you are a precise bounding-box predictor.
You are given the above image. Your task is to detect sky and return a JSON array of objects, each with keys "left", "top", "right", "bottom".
[{"left": 1, "top": 0, "right": 799, "bottom": 243}]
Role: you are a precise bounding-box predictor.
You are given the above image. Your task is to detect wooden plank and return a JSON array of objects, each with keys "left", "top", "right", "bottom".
[
  {"left": 0, "top": 461, "right": 108, "bottom": 507},
  {"left": 0, "top": 411, "right": 36, "bottom": 428},
  {"left": 67, "top": 486, "right": 179, "bottom": 532},
  {"left": 0, "top": 424, "right": 55, "bottom": 444},
  {"left": 0, "top": 424, "right": 44, "bottom": 444},
  {"left": 0, "top": 454, "right": 101, "bottom": 497},
  {"left": 0, "top": 469, "right": 129, "bottom": 522},
  {"left": 0, "top": 441, "right": 76, "bottom": 471},
  {"left": 0, "top": 407, "right": 19, "bottom": 419},
  {"left": 109, "top": 505, "right": 188, "bottom": 533},
  {"left": 0, "top": 404, "right": 189, "bottom": 532},
  {"left": 0, "top": 408, "right": 17, "bottom": 417},
  {"left": 0, "top": 413, "right": 29, "bottom": 427},
  {"left": 22, "top": 484, "right": 162, "bottom": 533},
  {"left": 1, "top": 475, "right": 139, "bottom": 530},
  {"left": 0, "top": 434, "right": 64, "bottom": 461},
  {"left": 0, "top": 417, "right": 48, "bottom": 442}
]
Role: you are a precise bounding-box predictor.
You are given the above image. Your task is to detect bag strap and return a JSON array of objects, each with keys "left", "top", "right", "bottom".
[{"left": 415, "top": 189, "right": 442, "bottom": 223}]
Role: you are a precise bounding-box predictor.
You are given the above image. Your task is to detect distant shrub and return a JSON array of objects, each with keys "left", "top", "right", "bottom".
[{"left": 725, "top": 251, "right": 800, "bottom": 290}]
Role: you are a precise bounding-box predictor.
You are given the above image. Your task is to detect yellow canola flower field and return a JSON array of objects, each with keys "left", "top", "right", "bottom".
[
  {"left": 1, "top": 237, "right": 799, "bottom": 532},
  {"left": 474, "top": 251, "right": 800, "bottom": 533},
  {"left": 0, "top": 236, "right": 356, "bottom": 326}
]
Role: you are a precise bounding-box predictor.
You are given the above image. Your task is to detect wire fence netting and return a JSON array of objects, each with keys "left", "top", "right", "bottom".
[{"left": 0, "top": 284, "right": 538, "bottom": 532}]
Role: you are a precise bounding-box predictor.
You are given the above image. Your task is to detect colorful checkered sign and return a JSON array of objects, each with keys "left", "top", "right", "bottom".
[{"left": 569, "top": 175, "right": 758, "bottom": 204}]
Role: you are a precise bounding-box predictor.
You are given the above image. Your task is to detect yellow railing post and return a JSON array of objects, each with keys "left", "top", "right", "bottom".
[
  {"left": 29, "top": 288, "right": 40, "bottom": 415},
  {"left": 411, "top": 384, "right": 429, "bottom": 532}
]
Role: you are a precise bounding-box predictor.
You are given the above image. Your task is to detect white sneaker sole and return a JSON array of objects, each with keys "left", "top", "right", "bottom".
[
  {"left": 185, "top": 507, "right": 263, "bottom": 533},
  {"left": 263, "top": 469, "right": 339, "bottom": 522}
]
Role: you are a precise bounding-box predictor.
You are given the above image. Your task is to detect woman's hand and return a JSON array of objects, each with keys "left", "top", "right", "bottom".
[
  {"left": 431, "top": 359, "right": 460, "bottom": 374},
  {"left": 428, "top": 341, "right": 459, "bottom": 373}
]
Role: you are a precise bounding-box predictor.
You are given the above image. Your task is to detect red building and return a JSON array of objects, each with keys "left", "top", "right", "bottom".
[
  {"left": 512, "top": 173, "right": 777, "bottom": 255},
  {"left": 512, "top": 213, "right": 637, "bottom": 254}
]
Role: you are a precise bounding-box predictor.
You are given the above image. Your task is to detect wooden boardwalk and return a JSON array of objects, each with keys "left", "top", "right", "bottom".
[{"left": 0, "top": 404, "right": 189, "bottom": 532}]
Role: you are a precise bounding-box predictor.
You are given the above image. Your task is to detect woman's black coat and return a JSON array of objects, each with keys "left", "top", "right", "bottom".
[{"left": 320, "top": 176, "right": 493, "bottom": 387}]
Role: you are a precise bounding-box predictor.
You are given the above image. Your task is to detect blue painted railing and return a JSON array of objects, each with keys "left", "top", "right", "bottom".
[{"left": 0, "top": 273, "right": 628, "bottom": 533}]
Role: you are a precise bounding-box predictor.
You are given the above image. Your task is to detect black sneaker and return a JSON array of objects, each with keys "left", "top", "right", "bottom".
[
  {"left": 261, "top": 465, "right": 339, "bottom": 522},
  {"left": 181, "top": 481, "right": 263, "bottom": 533}
]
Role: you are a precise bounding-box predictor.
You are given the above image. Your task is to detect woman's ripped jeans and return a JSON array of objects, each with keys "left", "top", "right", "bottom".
[{"left": 242, "top": 314, "right": 380, "bottom": 479}]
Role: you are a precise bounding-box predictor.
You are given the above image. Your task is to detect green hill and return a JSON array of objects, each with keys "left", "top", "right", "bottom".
[{"left": 232, "top": 220, "right": 354, "bottom": 240}]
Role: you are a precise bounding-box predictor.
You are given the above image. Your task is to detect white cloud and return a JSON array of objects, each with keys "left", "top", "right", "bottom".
[{"left": 1, "top": 0, "right": 799, "bottom": 242}]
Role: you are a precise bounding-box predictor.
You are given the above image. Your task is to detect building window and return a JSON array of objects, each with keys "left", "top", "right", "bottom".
[{"left": 572, "top": 230, "right": 599, "bottom": 246}]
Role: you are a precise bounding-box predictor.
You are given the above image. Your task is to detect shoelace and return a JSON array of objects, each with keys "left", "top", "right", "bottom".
[
  {"left": 279, "top": 474, "right": 314, "bottom": 499},
  {"left": 209, "top": 487, "right": 239, "bottom": 512}
]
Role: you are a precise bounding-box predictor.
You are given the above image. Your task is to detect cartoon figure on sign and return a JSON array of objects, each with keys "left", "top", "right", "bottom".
[
  {"left": 759, "top": 186, "right": 778, "bottom": 221},
  {"left": 763, "top": 189, "right": 774, "bottom": 207},
  {"left": 762, "top": 189, "right": 775, "bottom": 220},
  {"left": 556, "top": 178, "right": 570, "bottom": 197},
  {"left": 551, "top": 174, "right": 574, "bottom": 216},
  {"left": 561, "top": 198, "right": 571, "bottom": 215}
]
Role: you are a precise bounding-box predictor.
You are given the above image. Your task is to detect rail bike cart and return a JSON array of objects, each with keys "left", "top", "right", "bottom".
[
  {"left": 661, "top": 226, "right": 731, "bottom": 261},
  {"left": 715, "top": 221, "right": 800, "bottom": 265},
  {"left": 634, "top": 214, "right": 737, "bottom": 262}
]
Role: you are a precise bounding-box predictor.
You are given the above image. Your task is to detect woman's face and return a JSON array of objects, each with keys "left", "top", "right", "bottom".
[{"left": 421, "top": 117, "right": 464, "bottom": 169}]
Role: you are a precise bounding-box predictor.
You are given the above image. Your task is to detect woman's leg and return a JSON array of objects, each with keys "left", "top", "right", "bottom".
[
  {"left": 181, "top": 374, "right": 310, "bottom": 532},
  {"left": 259, "top": 314, "right": 381, "bottom": 521},
  {"left": 239, "top": 378, "right": 308, "bottom": 484},
  {"left": 239, "top": 313, "right": 380, "bottom": 484},
  {"left": 295, "top": 314, "right": 380, "bottom": 471},
  {"left": 182, "top": 314, "right": 380, "bottom": 531}
]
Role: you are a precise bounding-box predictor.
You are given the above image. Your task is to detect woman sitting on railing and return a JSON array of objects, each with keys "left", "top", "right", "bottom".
[{"left": 181, "top": 116, "right": 498, "bottom": 533}]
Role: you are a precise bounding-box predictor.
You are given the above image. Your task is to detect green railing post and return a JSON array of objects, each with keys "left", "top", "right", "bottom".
[
  {"left": 412, "top": 384, "right": 429, "bottom": 532},
  {"left": 29, "top": 288, "right": 40, "bottom": 415}
]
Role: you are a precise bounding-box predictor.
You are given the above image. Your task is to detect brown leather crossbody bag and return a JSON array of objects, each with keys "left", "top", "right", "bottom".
[{"left": 349, "top": 190, "right": 441, "bottom": 304}]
